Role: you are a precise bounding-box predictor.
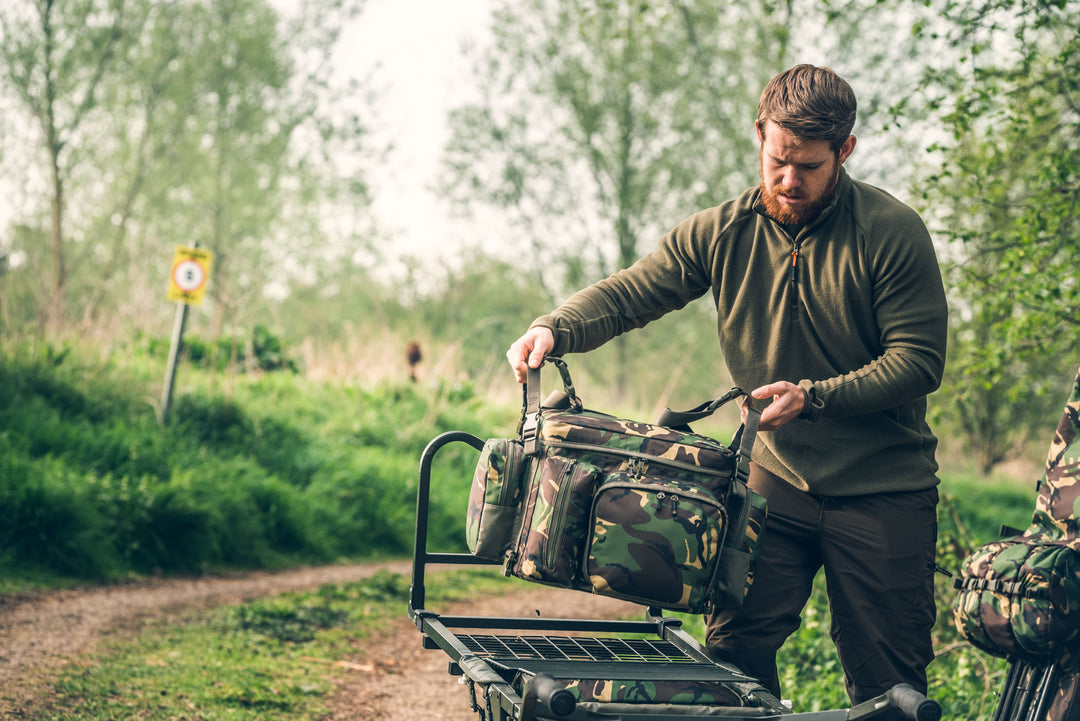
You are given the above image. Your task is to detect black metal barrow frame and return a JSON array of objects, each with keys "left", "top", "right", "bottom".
[{"left": 408, "top": 431, "right": 941, "bottom": 721}]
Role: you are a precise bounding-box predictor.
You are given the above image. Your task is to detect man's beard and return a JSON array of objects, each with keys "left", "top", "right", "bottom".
[{"left": 758, "top": 161, "right": 839, "bottom": 226}]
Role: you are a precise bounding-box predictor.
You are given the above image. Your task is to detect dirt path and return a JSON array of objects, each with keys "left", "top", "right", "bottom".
[{"left": 0, "top": 562, "right": 641, "bottom": 720}]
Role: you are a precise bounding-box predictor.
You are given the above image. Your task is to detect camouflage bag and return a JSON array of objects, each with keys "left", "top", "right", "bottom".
[
  {"left": 473, "top": 358, "right": 764, "bottom": 614},
  {"left": 952, "top": 366, "right": 1080, "bottom": 665},
  {"left": 952, "top": 534, "right": 1080, "bottom": 662}
]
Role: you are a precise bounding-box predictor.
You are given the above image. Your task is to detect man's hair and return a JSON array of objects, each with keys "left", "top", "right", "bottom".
[{"left": 757, "top": 64, "right": 857, "bottom": 154}]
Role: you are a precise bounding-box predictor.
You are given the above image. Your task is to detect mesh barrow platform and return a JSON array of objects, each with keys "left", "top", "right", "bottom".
[{"left": 408, "top": 431, "right": 942, "bottom": 721}]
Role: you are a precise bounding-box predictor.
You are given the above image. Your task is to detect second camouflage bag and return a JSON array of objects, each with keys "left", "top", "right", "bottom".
[
  {"left": 466, "top": 358, "right": 766, "bottom": 614},
  {"left": 952, "top": 366, "right": 1080, "bottom": 667}
]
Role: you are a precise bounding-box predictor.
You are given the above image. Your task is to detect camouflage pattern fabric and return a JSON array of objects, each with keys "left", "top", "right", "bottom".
[
  {"left": 953, "top": 367, "right": 1080, "bottom": 665},
  {"left": 508, "top": 451, "right": 600, "bottom": 588},
  {"left": 952, "top": 535, "right": 1080, "bottom": 663},
  {"left": 1047, "top": 670, "right": 1080, "bottom": 721},
  {"left": 467, "top": 438, "right": 527, "bottom": 560},
  {"left": 1031, "top": 369, "right": 1080, "bottom": 540},
  {"left": 542, "top": 411, "right": 736, "bottom": 491},
  {"left": 714, "top": 486, "right": 768, "bottom": 608},
  {"left": 503, "top": 404, "right": 763, "bottom": 613},
  {"left": 587, "top": 476, "right": 725, "bottom": 611},
  {"left": 559, "top": 678, "right": 749, "bottom": 706}
]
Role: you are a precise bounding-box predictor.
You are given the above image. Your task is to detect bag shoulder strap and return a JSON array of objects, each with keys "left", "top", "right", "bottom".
[
  {"left": 653, "top": 388, "right": 746, "bottom": 430},
  {"left": 656, "top": 390, "right": 759, "bottom": 485}
]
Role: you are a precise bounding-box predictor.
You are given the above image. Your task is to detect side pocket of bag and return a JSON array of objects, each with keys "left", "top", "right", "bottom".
[
  {"left": 710, "top": 482, "right": 768, "bottom": 611},
  {"left": 466, "top": 438, "right": 527, "bottom": 561}
]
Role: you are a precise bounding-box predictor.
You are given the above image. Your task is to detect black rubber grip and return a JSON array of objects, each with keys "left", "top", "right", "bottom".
[
  {"left": 529, "top": 673, "right": 576, "bottom": 717},
  {"left": 887, "top": 683, "right": 941, "bottom": 721}
]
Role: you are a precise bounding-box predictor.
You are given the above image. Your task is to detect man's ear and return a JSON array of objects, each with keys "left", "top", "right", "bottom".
[
  {"left": 755, "top": 121, "right": 765, "bottom": 143},
  {"left": 838, "top": 135, "right": 857, "bottom": 164}
]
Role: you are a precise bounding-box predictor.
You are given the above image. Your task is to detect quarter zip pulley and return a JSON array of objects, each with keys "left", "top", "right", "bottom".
[{"left": 789, "top": 243, "right": 801, "bottom": 314}]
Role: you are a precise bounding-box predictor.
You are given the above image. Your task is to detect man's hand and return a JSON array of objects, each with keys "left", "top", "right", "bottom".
[
  {"left": 506, "top": 327, "right": 555, "bottom": 383},
  {"left": 746, "top": 381, "right": 805, "bottom": 431}
]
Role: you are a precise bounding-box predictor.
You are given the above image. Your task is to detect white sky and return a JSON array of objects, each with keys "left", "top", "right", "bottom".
[{"left": 305, "top": 0, "right": 495, "bottom": 264}]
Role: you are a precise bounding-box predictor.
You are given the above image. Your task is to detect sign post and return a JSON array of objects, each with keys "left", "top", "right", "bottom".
[{"left": 160, "top": 246, "right": 214, "bottom": 423}]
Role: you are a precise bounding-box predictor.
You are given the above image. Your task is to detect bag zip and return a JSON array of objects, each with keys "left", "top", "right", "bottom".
[
  {"left": 597, "top": 478, "right": 726, "bottom": 515},
  {"left": 503, "top": 456, "right": 545, "bottom": 574},
  {"left": 498, "top": 442, "right": 525, "bottom": 506},
  {"left": 543, "top": 461, "right": 577, "bottom": 572},
  {"left": 545, "top": 440, "right": 729, "bottom": 479}
]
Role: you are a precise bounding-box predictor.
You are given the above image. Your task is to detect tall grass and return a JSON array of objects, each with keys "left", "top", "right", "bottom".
[{"left": 0, "top": 339, "right": 515, "bottom": 588}]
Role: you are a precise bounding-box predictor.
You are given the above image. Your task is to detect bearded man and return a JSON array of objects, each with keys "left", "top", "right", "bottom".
[{"left": 506, "top": 64, "right": 948, "bottom": 717}]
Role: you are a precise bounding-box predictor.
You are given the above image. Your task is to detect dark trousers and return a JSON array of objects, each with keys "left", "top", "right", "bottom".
[{"left": 706, "top": 464, "right": 938, "bottom": 714}]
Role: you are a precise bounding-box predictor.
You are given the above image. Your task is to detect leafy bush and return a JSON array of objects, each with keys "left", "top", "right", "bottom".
[{"left": 0, "top": 340, "right": 503, "bottom": 587}]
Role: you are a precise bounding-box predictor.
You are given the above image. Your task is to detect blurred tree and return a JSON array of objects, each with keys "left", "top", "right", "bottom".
[
  {"left": 441, "top": 0, "right": 800, "bottom": 395},
  {"left": 0, "top": 0, "right": 147, "bottom": 331},
  {"left": 0, "top": 0, "right": 378, "bottom": 338},
  {"left": 909, "top": 0, "right": 1079, "bottom": 472}
]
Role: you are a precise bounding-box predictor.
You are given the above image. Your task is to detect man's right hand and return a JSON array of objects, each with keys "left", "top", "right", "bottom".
[{"left": 506, "top": 326, "right": 555, "bottom": 383}]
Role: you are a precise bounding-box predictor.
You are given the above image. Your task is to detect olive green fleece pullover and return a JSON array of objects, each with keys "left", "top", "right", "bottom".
[{"left": 531, "top": 169, "right": 948, "bottom": 497}]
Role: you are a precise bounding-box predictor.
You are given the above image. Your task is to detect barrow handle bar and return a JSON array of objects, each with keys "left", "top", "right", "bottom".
[{"left": 888, "top": 684, "right": 941, "bottom": 721}]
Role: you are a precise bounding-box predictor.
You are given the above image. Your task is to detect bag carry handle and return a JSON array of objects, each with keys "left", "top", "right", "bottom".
[
  {"left": 658, "top": 391, "right": 759, "bottom": 485},
  {"left": 519, "top": 358, "right": 580, "bottom": 454},
  {"left": 519, "top": 358, "right": 759, "bottom": 478}
]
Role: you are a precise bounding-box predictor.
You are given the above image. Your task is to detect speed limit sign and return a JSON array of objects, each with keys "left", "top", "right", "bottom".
[{"left": 167, "top": 246, "right": 214, "bottom": 304}]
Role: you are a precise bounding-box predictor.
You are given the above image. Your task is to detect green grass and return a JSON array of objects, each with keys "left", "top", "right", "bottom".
[
  {"left": 0, "top": 339, "right": 515, "bottom": 591},
  {"left": 12, "top": 471, "right": 1038, "bottom": 721},
  {"left": 36, "top": 569, "right": 509, "bottom": 721}
]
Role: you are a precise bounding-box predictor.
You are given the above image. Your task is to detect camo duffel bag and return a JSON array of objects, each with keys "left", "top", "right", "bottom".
[
  {"left": 952, "top": 533, "right": 1080, "bottom": 663},
  {"left": 467, "top": 358, "right": 765, "bottom": 614}
]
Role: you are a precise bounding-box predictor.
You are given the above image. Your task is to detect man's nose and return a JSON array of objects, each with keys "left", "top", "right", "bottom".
[{"left": 782, "top": 168, "right": 803, "bottom": 188}]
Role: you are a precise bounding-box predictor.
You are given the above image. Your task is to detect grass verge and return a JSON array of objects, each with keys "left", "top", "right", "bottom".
[{"left": 31, "top": 568, "right": 508, "bottom": 721}]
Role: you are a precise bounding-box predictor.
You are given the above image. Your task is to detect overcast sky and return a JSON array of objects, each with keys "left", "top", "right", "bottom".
[{"left": 284, "top": 0, "right": 496, "bottom": 265}]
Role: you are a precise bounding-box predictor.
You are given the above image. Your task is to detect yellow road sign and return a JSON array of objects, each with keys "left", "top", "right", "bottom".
[{"left": 167, "top": 246, "right": 214, "bottom": 305}]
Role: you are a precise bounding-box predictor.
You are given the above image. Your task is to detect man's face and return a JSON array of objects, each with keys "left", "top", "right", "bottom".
[{"left": 757, "top": 121, "right": 855, "bottom": 225}]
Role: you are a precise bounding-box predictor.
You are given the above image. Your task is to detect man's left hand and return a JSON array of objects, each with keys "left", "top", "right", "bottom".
[{"left": 748, "top": 381, "right": 805, "bottom": 431}]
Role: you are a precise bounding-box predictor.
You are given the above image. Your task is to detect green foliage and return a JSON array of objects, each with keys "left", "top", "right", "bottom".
[
  {"left": 908, "top": 0, "right": 1080, "bottom": 473},
  {"left": 179, "top": 325, "right": 300, "bottom": 374},
  {"left": 0, "top": 340, "right": 505, "bottom": 587},
  {"left": 0, "top": 0, "right": 375, "bottom": 334}
]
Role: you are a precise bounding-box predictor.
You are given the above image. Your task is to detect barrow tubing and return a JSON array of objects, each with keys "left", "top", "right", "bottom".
[
  {"left": 520, "top": 673, "right": 575, "bottom": 720},
  {"left": 888, "top": 684, "right": 941, "bottom": 721}
]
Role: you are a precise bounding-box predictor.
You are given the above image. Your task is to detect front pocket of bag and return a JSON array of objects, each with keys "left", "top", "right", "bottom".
[
  {"left": 467, "top": 438, "right": 527, "bottom": 560},
  {"left": 585, "top": 475, "right": 725, "bottom": 612},
  {"left": 512, "top": 455, "right": 599, "bottom": 586}
]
